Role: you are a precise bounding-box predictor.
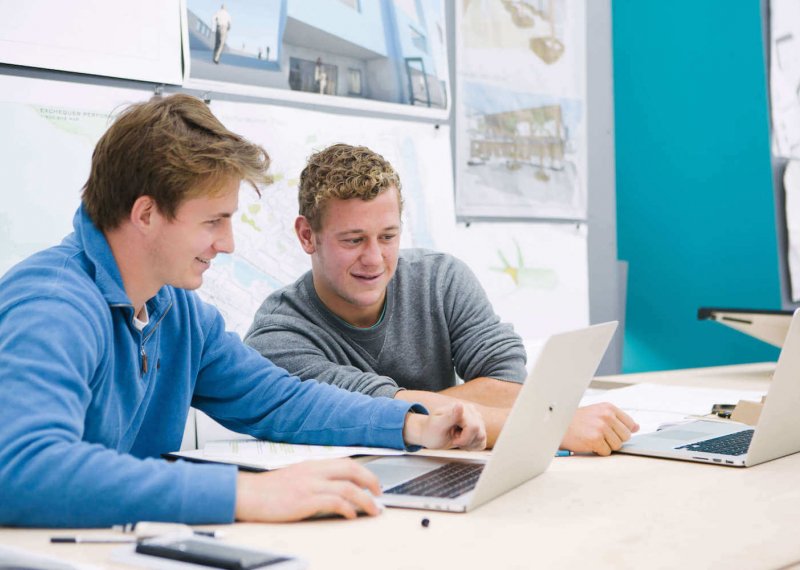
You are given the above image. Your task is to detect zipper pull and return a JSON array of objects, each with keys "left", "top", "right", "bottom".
[{"left": 141, "top": 348, "right": 148, "bottom": 374}]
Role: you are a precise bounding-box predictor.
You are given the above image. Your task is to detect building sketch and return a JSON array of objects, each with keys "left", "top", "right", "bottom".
[
  {"left": 186, "top": 0, "right": 449, "bottom": 109},
  {"left": 500, "top": 0, "right": 565, "bottom": 64},
  {"left": 468, "top": 104, "right": 566, "bottom": 181},
  {"left": 456, "top": 0, "right": 585, "bottom": 220}
]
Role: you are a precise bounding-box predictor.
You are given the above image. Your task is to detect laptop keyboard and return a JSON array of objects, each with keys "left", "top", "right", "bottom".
[
  {"left": 384, "top": 462, "right": 484, "bottom": 498},
  {"left": 676, "top": 429, "right": 755, "bottom": 456}
]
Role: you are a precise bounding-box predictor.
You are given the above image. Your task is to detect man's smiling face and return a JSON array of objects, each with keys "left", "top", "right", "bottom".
[
  {"left": 146, "top": 177, "right": 240, "bottom": 292},
  {"left": 300, "top": 186, "right": 401, "bottom": 328}
]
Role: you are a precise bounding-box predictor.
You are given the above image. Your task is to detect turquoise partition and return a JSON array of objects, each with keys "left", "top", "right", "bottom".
[{"left": 613, "top": 0, "right": 782, "bottom": 372}]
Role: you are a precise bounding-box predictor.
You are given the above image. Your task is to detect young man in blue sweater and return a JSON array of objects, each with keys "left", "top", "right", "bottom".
[{"left": 0, "top": 94, "right": 485, "bottom": 528}]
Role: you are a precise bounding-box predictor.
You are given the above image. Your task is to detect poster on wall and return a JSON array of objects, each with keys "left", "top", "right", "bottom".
[
  {"left": 0, "top": 75, "right": 151, "bottom": 278},
  {"left": 455, "top": 0, "right": 588, "bottom": 221},
  {"left": 782, "top": 160, "right": 800, "bottom": 301},
  {"left": 450, "top": 221, "right": 589, "bottom": 346},
  {"left": 197, "top": 98, "right": 454, "bottom": 336},
  {"left": 770, "top": 0, "right": 800, "bottom": 158},
  {"left": 0, "top": 0, "right": 183, "bottom": 85},
  {"left": 184, "top": 0, "right": 449, "bottom": 117}
]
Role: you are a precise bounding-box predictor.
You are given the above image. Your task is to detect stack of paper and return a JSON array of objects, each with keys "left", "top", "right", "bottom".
[
  {"left": 580, "top": 384, "right": 767, "bottom": 434},
  {"left": 171, "top": 440, "right": 405, "bottom": 471}
]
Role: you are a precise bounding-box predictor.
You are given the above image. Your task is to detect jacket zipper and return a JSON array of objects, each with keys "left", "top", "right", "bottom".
[
  {"left": 139, "top": 301, "right": 172, "bottom": 375},
  {"left": 111, "top": 300, "right": 173, "bottom": 376}
]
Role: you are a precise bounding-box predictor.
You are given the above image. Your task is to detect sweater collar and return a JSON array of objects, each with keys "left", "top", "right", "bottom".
[
  {"left": 302, "top": 270, "right": 394, "bottom": 336},
  {"left": 71, "top": 205, "right": 171, "bottom": 312}
]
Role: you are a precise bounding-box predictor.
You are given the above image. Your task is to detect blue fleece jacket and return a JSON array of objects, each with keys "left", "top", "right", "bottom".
[{"left": 0, "top": 206, "right": 419, "bottom": 527}]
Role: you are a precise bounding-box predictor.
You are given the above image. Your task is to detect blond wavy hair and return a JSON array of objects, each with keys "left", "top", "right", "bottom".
[{"left": 298, "top": 143, "right": 403, "bottom": 230}]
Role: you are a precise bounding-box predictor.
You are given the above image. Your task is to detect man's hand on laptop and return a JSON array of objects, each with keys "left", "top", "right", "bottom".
[
  {"left": 235, "top": 458, "right": 383, "bottom": 522},
  {"left": 560, "top": 403, "right": 639, "bottom": 456},
  {"left": 403, "top": 401, "right": 487, "bottom": 451}
]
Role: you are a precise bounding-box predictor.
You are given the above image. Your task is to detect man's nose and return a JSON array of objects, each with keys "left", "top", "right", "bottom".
[{"left": 215, "top": 222, "right": 235, "bottom": 254}]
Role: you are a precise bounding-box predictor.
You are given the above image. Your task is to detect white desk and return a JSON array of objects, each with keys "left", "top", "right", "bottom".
[{"left": 3, "top": 363, "right": 800, "bottom": 570}]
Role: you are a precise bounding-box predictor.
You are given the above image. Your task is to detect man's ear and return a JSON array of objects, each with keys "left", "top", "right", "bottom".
[
  {"left": 295, "top": 216, "right": 317, "bottom": 254},
  {"left": 130, "top": 196, "right": 157, "bottom": 233}
]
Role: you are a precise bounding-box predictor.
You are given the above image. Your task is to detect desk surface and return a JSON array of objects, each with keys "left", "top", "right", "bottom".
[{"left": 3, "top": 362, "right": 800, "bottom": 570}]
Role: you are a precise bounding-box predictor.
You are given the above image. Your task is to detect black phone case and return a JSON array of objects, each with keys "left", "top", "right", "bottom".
[{"left": 135, "top": 539, "right": 288, "bottom": 570}]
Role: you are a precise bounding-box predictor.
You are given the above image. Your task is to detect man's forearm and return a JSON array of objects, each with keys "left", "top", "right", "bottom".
[{"left": 440, "top": 377, "right": 521, "bottom": 408}]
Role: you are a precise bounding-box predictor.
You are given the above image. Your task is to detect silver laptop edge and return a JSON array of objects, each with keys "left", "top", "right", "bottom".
[
  {"left": 744, "top": 308, "right": 800, "bottom": 465},
  {"left": 370, "top": 321, "right": 618, "bottom": 512},
  {"left": 620, "top": 308, "right": 800, "bottom": 467}
]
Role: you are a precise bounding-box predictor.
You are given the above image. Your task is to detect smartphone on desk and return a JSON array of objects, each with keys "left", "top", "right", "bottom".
[{"left": 134, "top": 535, "right": 305, "bottom": 570}]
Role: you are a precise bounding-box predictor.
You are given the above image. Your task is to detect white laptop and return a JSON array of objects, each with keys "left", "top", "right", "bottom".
[
  {"left": 619, "top": 308, "right": 800, "bottom": 467},
  {"left": 364, "top": 321, "right": 618, "bottom": 512}
]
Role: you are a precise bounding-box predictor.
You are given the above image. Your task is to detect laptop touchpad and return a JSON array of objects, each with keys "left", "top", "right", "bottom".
[
  {"left": 650, "top": 429, "right": 710, "bottom": 441},
  {"left": 365, "top": 457, "right": 441, "bottom": 489}
]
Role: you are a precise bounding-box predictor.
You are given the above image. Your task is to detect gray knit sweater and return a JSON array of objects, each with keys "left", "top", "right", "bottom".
[{"left": 244, "top": 249, "right": 527, "bottom": 398}]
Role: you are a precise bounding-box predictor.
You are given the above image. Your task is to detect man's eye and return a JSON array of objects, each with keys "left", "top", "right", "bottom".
[
  {"left": 207, "top": 219, "right": 221, "bottom": 226},
  {"left": 381, "top": 234, "right": 397, "bottom": 241}
]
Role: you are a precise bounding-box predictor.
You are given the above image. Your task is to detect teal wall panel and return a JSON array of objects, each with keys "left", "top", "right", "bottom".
[{"left": 613, "top": 0, "right": 782, "bottom": 372}]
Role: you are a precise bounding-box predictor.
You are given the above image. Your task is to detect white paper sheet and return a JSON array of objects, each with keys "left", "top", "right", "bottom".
[
  {"left": 770, "top": 0, "right": 800, "bottom": 157},
  {"left": 580, "top": 384, "right": 766, "bottom": 435},
  {"left": 452, "top": 221, "right": 589, "bottom": 343},
  {"left": 0, "top": 75, "right": 151, "bottom": 278},
  {"left": 455, "top": 0, "right": 587, "bottom": 220},
  {"left": 0, "top": 0, "right": 183, "bottom": 84},
  {"left": 783, "top": 160, "right": 800, "bottom": 301},
  {"left": 174, "top": 439, "right": 405, "bottom": 471}
]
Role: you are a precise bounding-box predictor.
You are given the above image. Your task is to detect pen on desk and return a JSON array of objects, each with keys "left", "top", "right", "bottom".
[
  {"left": 554, "top": 450, "right": 574, "bottom": 457},
  {"left": 51, "top": 536, "right": 136, "bottom": 544},
  {"left": 51, "top": 528, "right": 220, "bottom": 544}
]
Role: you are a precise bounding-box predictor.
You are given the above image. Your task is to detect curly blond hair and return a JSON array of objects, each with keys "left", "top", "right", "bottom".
[{"left": 298, "top": 143, "right": 403, "bottom": 230}]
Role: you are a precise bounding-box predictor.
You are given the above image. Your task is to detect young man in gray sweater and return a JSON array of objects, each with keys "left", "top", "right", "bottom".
[{"left": 245, "top": 144, "right": 638, "bottom": 452}]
